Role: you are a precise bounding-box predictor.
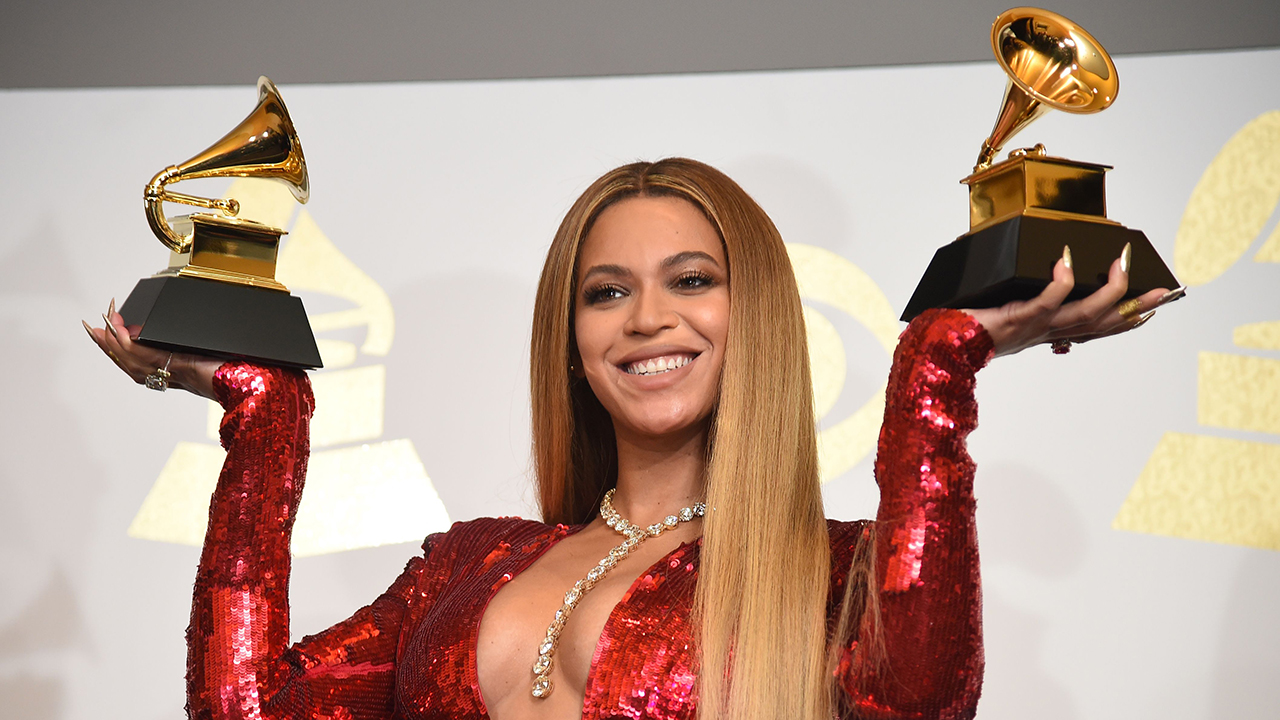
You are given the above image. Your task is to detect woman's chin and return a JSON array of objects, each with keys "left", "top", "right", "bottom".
[{"left": 615, "top": 411, "right": 711, "bottom": 444}]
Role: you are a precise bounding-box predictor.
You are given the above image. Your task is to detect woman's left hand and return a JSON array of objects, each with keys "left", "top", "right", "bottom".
[
  {"left": 83, "top": 299, "right": 221, "bottom": 400},
  {"left": 966, "top": 244, "right": 1182, "bottom": 358}
]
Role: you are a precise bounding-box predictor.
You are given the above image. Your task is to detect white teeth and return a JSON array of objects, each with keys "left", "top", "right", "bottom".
[{"left": 626, "top": 354, "right": 693, "bottom": 376}]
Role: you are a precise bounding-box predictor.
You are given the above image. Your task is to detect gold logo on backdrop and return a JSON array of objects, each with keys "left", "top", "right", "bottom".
[
  {"left": 787, "top": 244, "right": 900, "bottom": 482},
  {"left": 1114, "top": 110, "right": 1280, "bottom": 551},
  {"left": 127, "top": 179, "right": 451, "bottom": 557}
]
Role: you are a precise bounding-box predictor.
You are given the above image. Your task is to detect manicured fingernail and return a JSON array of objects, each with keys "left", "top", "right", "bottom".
[
  {"left": 1120, "top": 243, "right": 1132, "bottom": 274},
  {"left": 1159, "top": 286, "right": 1186, "bottom": 305},
  {"left": 109, "top": 298, "right": 116, "bottom": 316},
  {"left": 82, "top": 319, "right": 96, "bottom": 339},
  {"left": 1062, "top": 245, "right": 1073, "bottom": 270},
  {"left": 1133, "top": 309, "right": 1157, "bottom": 328},
  {"left": 102, "top": 314, "right": 118, "bottom": 338}
]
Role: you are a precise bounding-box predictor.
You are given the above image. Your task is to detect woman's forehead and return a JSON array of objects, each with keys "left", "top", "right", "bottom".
[{"left": 578, "top": 196, "right": 725, "bottom": 271}]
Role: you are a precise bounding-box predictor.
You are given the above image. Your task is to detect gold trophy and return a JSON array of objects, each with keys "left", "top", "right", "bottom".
[
  {"left": 901, "top": 7, "right": 1178, "bottom": 320},
  {"left": 119, "top": 77, "right": 323, "bottom": 368}
]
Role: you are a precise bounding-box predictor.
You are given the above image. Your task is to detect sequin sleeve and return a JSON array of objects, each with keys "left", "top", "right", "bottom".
[
  {"left": 185, "top": 362, "right": 430, "bottom": 720},
  {"left": 841, "top": 309, "right": 993, "bottom": 720}
]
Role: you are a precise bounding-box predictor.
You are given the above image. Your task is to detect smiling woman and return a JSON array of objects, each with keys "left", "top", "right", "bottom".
[
  {"left": 86, "top": 157, "right": 1166, "bottom": 720},
  {"left": 527, "top": 162, "right": 838, "bottom": 720}
]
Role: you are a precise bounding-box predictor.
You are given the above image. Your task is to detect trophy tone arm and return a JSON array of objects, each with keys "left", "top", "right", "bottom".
[{"left": 144, "top": 165, "right": 241, "bottom": 254}]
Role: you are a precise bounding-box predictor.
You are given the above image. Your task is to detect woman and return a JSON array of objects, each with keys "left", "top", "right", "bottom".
[{"left": 86, "top": 158, "right": 1171, "bottom": 720}]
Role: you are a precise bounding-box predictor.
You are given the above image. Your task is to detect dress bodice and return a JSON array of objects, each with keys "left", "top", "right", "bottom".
[{"left": 366, "top": 516, "right": 868, "bottom": 719}]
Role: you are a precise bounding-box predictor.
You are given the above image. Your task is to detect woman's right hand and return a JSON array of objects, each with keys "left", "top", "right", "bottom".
[
  {"left": 83, "top": 299, "right": 222, "bottom": 401},
  {"left": 967, "top": 244, "right": 1181, "bottom": 359}
]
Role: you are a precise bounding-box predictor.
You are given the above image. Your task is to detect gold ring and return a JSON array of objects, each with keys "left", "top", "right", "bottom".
[
  {"left": 1118, "top": 298, "right": 1143, "bottom": 320},
  {"left": 108, "top": 351, "right": 119, "bottom": 362}
]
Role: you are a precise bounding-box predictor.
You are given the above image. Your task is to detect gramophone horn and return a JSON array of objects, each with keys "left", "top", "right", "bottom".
[
  {"left": 974, "top": 7, "right": 1119, "bottom": 170},
  {"left": 144, "top": 76, "right": 309, "bottom": 253}
]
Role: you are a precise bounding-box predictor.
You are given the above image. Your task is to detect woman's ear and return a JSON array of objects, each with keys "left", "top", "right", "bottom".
[
  {"left": 569, "top": 346, "right": 587, "bottom": 379},
  {"left": 568, "top": 327, "right": 587, "bottom": 379}
]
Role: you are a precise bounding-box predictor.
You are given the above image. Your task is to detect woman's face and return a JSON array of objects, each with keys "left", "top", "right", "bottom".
[{"left": 574, "top": 195, "right": 730, "bottom": 443}]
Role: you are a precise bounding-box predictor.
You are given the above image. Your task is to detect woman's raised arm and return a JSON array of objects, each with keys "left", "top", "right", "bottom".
[
  {"left": 840, "top": 308, "right": 991, "bottom": 720},
  {"left": 189, "top": 363, "right": 440, "bottom": 720},
  {"left": 841, "top": 250, "right": 1174, "bottom": 719},
  {"left": 85, "top": 313, "right": 439, "bottom": 720}
]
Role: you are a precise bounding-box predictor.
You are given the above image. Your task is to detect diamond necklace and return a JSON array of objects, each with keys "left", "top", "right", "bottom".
[{"left": 530, "top": 488, "right": 706, "bottom": 699}]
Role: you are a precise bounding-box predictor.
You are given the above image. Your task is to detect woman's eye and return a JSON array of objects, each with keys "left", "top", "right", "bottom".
[
  {"left": 585, "top": 284, "right": 625, "bottom": 304},
  {"left": 673, "top": 271, "right": 714, "bottom": 290}
]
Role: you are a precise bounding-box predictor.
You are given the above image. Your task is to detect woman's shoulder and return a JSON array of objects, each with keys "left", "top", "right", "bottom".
[
  {"left": 418, "top": 515, "right": 569, "bottom": 571},
  {"left": 425, "top": 515, "right": 557, "bottom": 547}
]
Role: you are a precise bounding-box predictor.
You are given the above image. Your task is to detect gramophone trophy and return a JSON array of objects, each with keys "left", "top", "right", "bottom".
[
  {"left": 901, "top": 7, "right": 1179, "bottom": 321},
  {"left": 119, "top": 77, "right": 323, "bottom": 368}
]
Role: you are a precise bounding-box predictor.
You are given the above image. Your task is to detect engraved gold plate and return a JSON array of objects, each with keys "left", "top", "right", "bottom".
[
  {"left": 158, "top": 214, "right": 289, "bottom": 291},
  {"left": 963, "top": 148, "right": 1120, "bottom": 232}
]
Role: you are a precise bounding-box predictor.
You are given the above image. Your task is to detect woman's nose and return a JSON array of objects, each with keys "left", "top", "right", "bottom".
[{"left": 624, "top": 288, "right": 678, "bottom": 335}]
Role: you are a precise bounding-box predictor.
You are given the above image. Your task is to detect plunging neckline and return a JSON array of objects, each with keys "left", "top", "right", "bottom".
[{"left": 468, "top": 522, "right": 698, "bottom": 720}]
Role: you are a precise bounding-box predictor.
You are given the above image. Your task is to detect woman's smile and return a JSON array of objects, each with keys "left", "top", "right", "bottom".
[{"left": 619, "top": 350, "right": 698, "bottom": 376}]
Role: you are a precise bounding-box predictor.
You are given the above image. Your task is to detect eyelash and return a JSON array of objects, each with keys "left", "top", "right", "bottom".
[
  {"left": 584, "top": 283, "right": 626, "bottom": 305},
  {"left": 673, "top": 270, "right": 714, "bottom": 290},
  {"left": 582, "top": 270, "right": 717, "bottom": 305}
]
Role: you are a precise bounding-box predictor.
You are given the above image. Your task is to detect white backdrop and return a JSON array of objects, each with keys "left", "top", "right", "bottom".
[{"left": 1, "top": 47, "right": 1278, "bottom": 719}]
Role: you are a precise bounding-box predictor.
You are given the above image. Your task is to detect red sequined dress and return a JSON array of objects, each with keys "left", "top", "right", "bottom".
[{"left": 186, "top": 308, "right": 992, "bottom": 720}]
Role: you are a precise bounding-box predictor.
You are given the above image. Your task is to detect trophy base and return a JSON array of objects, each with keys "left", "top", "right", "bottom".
[
  {"left": 900, "top": 215, "right": 1179, "bottom": 322},
  {"left": 119, "top": 275, "right": 324, "bottom": 369}
]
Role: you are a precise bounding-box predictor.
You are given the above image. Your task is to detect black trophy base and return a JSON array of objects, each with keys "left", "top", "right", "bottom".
[
  {"left": 901, "top": 215, "right": 1180, "bottom": 322},
  {"left": 119, "top": 275, "right": 323, "bottom": 369}
]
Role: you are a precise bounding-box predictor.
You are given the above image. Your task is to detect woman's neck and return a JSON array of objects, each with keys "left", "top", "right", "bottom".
[{"left": 608, "top": 422, "right": 707, "bottom": 528}]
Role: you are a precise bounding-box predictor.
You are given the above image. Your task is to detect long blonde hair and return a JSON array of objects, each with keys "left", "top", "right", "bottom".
[{"left": 531, "top": 158, "right": 833, "bottom": 720}]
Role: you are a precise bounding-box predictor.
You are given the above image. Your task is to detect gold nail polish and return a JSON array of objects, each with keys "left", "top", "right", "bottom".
[
  {"left": 1062, "top": 245, "right": 1073, "bottom": 270},
  {"left": 82, "top": 319, "right": 96, "bottom": 339},
  {"left": 1133, "top": 309, "right": 1157, "bottom": 328},
  {"left": 1159, "top": 286, "right": 1186, "bottom": 305},
  {"left": 1120, "top": 242, "right": 1132, "bottom": 274},
  {"left": 102, "top": 314, "right": 118, "bottom": 338},
  {"left": 109, "top": 298, "right": 116, "bottom": 316}
]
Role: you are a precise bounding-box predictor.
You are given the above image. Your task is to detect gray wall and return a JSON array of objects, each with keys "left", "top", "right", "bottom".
[{"left": 3, "top": 0, "right": 1278, "bottom": 89}]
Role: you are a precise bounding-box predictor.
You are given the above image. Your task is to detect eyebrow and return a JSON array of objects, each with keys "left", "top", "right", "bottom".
[
  {"left": 581, "top": 263, "right": 632, "bottom": 282},
  {"left": 662, "top": 251, "right": 721, "bottom": 269},
  {"left": 580, "top": 251, "right": 723, "bottom": 283}
]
